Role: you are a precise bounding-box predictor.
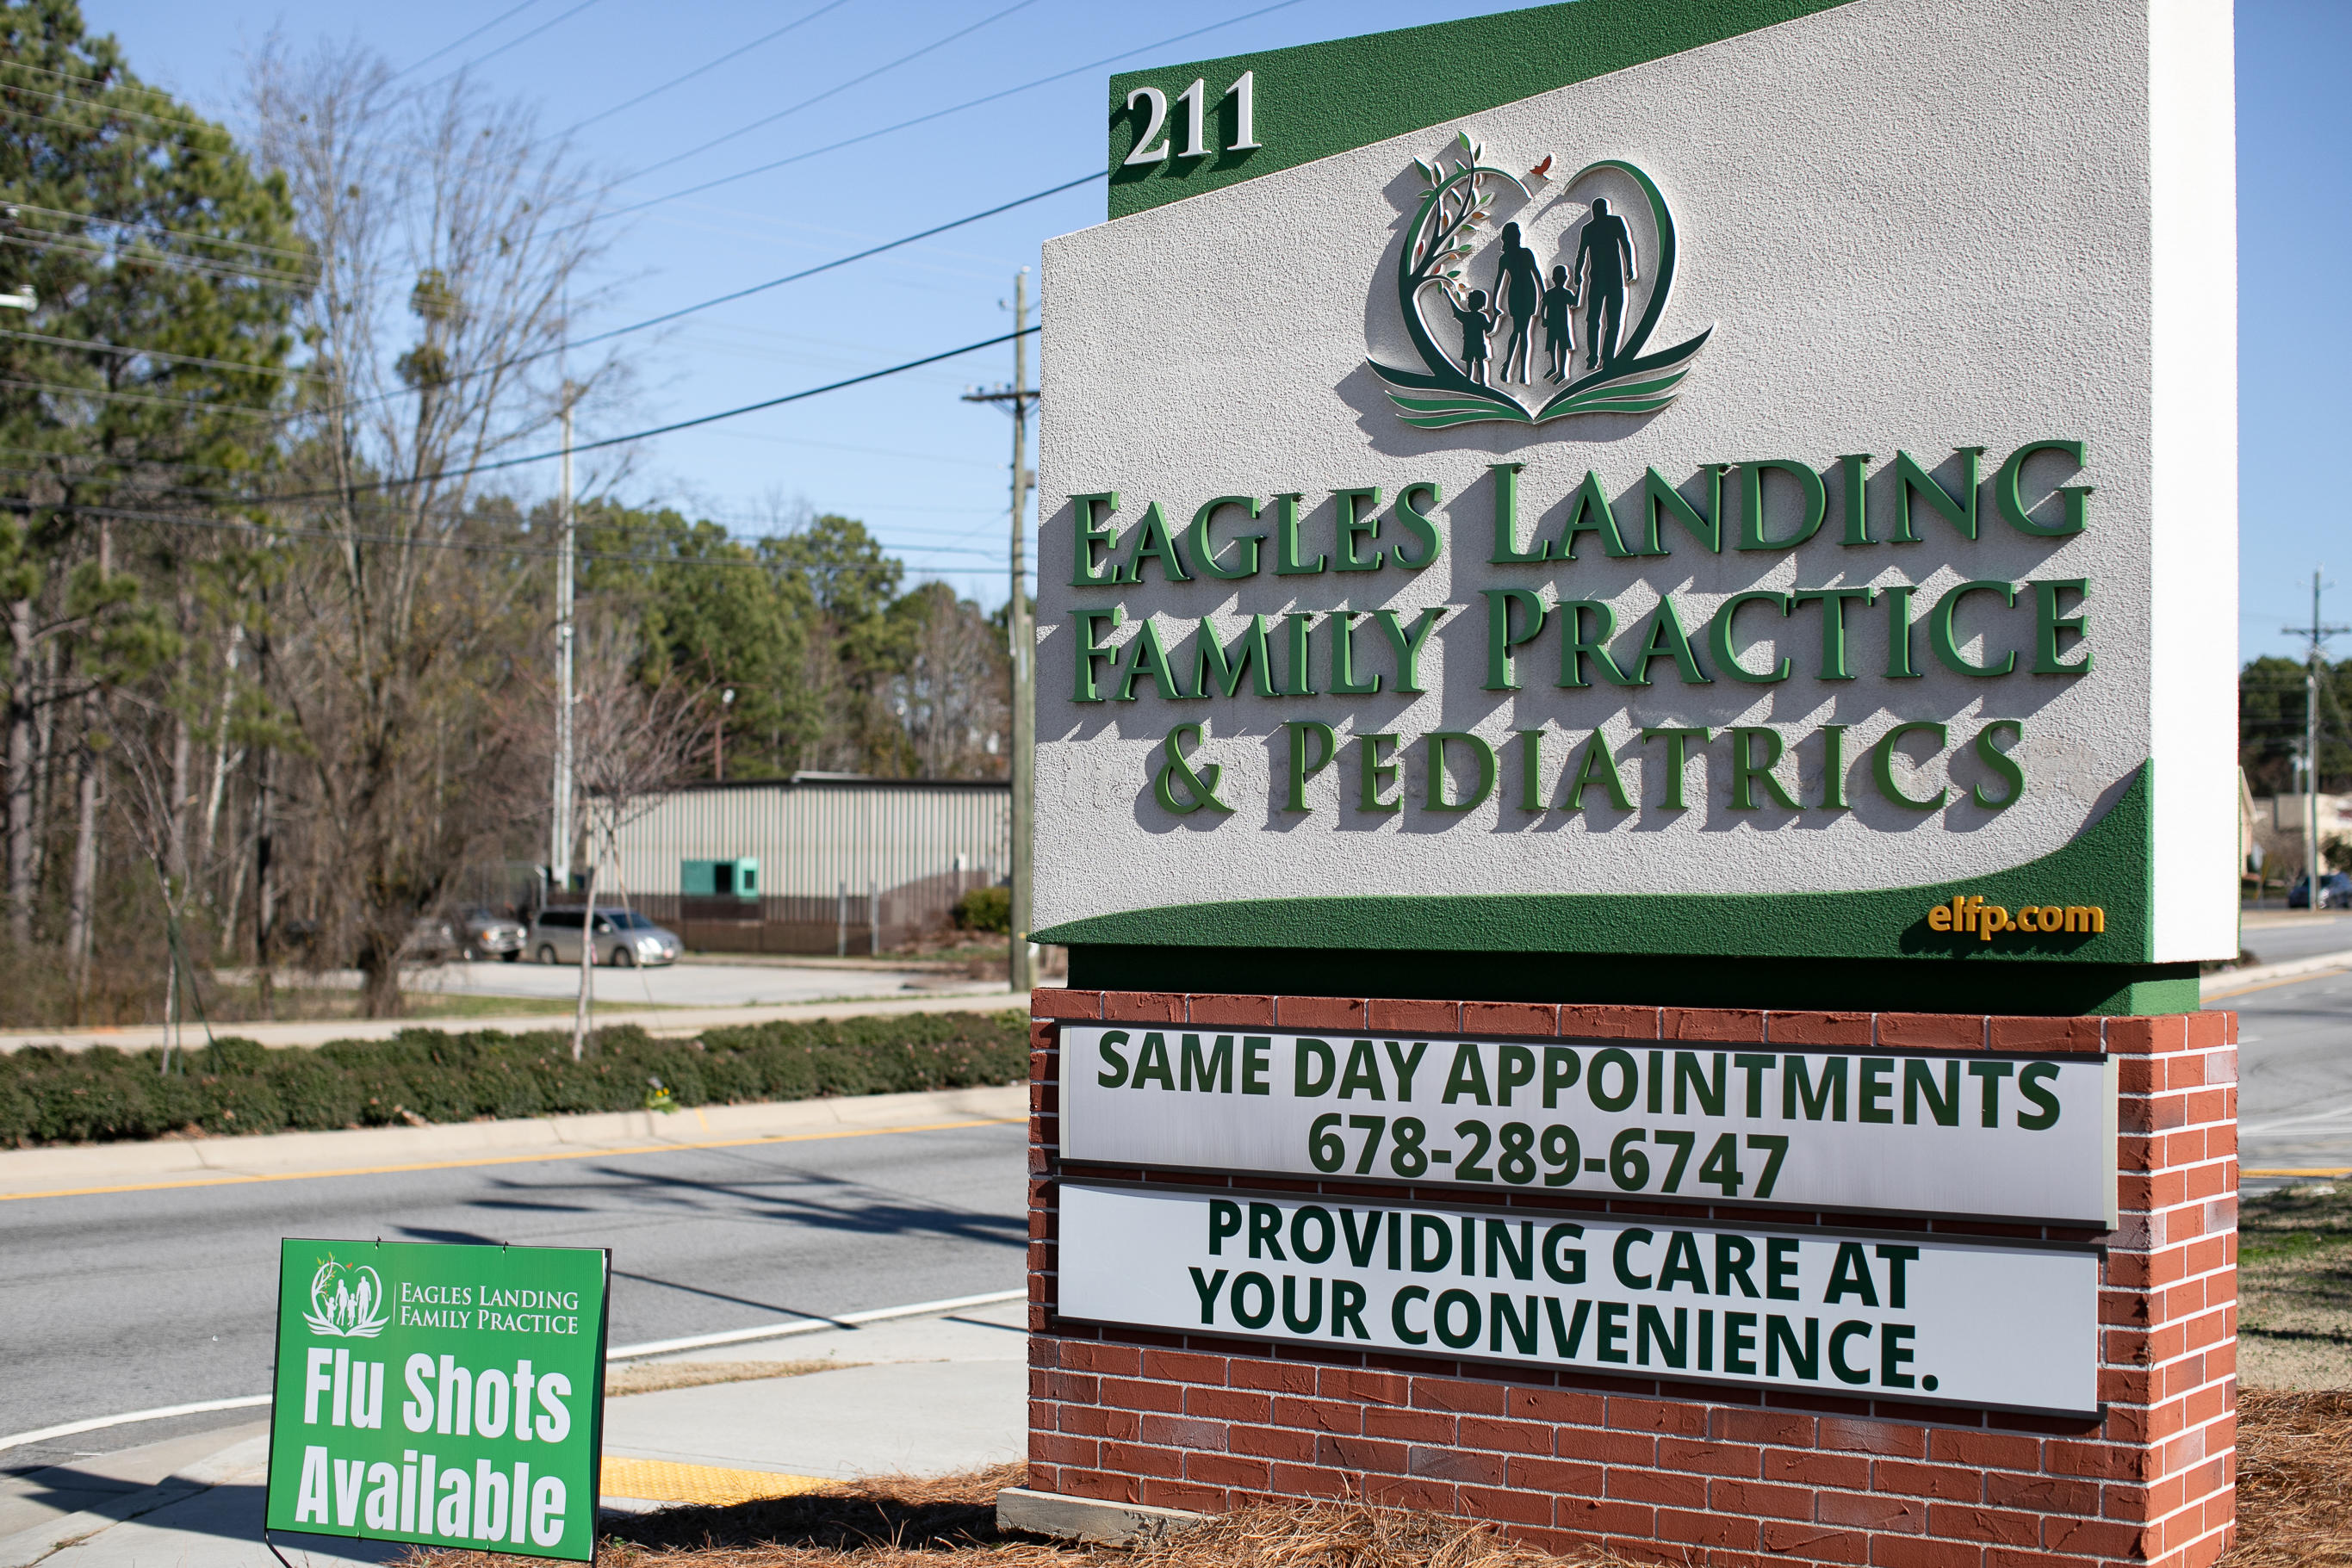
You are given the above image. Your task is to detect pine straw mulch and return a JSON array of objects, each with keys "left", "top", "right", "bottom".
[
  {"left": 400, "top": 1393, "right": 2352, "bottom": 1568},
  {"left": 2233, "top": 1390, "right": 2352, "bottom": 1565}
]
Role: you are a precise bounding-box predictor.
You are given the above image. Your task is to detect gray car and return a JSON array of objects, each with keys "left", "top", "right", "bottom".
[{"left": 530, "top": 907, "right": 682, "bottom": 967}]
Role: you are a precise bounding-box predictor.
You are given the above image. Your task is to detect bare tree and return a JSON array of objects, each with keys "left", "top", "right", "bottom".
[
  {"left": 563, "top": 626, "right": 701, "bottom": 1058},
  {"left": 248, "top": 44, "right": 622, "bottom": 1015}
]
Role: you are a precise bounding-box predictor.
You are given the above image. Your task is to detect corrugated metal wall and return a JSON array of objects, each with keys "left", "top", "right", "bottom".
[{"left": 603, "top": 778, "right": 1010, "bottom": 954}]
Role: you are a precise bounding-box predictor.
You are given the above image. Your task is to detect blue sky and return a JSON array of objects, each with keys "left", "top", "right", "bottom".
[{"left": 88, "top": 0, "right": 2343, "bottom": 662}]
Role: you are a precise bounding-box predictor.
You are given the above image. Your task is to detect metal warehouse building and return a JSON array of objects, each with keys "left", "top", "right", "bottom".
[{"left": 607, "top": 775, "right": 1009, "bottom": 955}]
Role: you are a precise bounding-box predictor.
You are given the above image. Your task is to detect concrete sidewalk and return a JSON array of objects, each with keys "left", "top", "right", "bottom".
[
  {"left": 0, "top": 987, "right": 1031, "bottom": 1054},
  {"left": 0, "top": 1298, "right": 1029, "bottom": 1568}
]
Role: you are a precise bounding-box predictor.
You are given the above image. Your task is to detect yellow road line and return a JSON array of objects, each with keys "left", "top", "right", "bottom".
[
  {"left": 2243, "top": 1168, "right": 2351, "bottom": 1178},
  {"left": 0, "top": 1115, "right": 1024, "bottom": 1203},
  {"left": 601, "top": 1455, "right": 827, "bottom": 1506}
]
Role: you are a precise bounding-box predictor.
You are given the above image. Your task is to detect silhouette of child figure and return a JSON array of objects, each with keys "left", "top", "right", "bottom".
[
  {"left": 1541, "top": 265, "right": 1577, "bottom": 381},
  {"left": 1451, "top": 288, "right": 1499, "bottom": 386}
]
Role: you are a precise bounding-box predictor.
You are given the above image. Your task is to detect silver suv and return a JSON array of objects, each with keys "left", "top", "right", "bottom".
[{"left": 530, "top": 907, "right": 682, "bottom": 968}]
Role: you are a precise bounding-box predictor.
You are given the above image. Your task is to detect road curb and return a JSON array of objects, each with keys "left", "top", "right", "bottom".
[
  {"left": 2202, "top": 947, "right": 2352, "bottom": 999},
  {"left": 0, "top": 1437, "right": 264, "bottom": 1568}
]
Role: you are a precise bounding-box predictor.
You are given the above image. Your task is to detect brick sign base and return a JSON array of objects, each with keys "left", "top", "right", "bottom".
[{"left": 1025, "top": 989, "right": 2237, "bottom": 1568}]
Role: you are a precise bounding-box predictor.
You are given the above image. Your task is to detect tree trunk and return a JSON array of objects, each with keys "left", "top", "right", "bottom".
[
  {"left": 358, "top": 928, "right": 404, "bottom": 1019},
  {"left": 167, "top": 704, "right": 192, "bottom": 887},
  {"left": 254, "top": 748, "right": 274, "bottom": 1021},
  {"left": 66, "top": 728, "right": 100, "bottom": 1007},
  {"left": 570, "top": 855, "right": 600, "bottom": 1061},
  {"left": 7, "top": 598, "right": 36, "bottom": 948}
]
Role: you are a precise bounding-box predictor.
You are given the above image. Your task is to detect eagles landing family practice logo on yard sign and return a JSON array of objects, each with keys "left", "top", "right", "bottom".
[
  {"left": 1369, "top": 133, "right": 1712, "bottom": 430},
  {"left": 305, "top": 1256, "right": 390, "bottom": 1338}
]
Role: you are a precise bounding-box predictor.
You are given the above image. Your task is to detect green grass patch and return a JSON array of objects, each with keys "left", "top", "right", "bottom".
[{"left": 0, "top": 1011, "right": 1027, "bottom": 1147}]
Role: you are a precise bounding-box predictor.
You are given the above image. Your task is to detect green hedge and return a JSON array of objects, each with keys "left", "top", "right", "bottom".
[{"left": 0, "top": 1012, "right": 1029, "bottom": 1147}]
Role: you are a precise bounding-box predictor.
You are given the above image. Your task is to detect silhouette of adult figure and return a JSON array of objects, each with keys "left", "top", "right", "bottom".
[
  {"left": 1570, "top": 197, "right": 1638, "bottom": 370},
  {"left": 1491, "top": 221, "right": 1544, "bottom": 383}
]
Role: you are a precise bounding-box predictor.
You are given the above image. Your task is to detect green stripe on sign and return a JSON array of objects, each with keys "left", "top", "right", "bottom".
[
  {"left": 1035, "top": 766, "right": 2157, "bottom": 969},
  {"left": 1107, "top": 0, "right": 1859, "bottom": 220}
]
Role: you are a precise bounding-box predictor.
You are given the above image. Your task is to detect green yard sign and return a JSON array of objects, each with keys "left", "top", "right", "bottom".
[{"left": 264, "top": 1238, "right": 610, "bottom": 1562}]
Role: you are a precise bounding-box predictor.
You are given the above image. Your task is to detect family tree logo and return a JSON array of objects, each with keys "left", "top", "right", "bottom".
[
  {"left": 305, "top": 1256, "right": 389, "bottom": 1338},
  {"left": 1368, "top": 133, "right": 1712, "bottom": 430}
]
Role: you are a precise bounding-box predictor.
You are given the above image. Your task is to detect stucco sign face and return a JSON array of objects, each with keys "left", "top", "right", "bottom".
[{"left": 1034, "top": 0, "right": 2237, "bottom": 1004}]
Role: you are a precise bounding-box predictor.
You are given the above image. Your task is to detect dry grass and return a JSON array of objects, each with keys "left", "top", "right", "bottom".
[
  {"left": 2241, "top": 1185, "right": 2352, "bottom": 1391},
  {"left": 2231, "top": 1391, "right": 2352, "bottom": 1565},
  {"left": 605, "top": 1360, "right": 853, "bottom": 1398}
]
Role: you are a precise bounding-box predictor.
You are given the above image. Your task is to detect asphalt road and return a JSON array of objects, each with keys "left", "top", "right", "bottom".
[
  {"left": 2212, "top": 912, "right": 2352, "bottom": 1180},
  {"left": 0, "top": 1117, "right": 1027, "bottom": 1466}
]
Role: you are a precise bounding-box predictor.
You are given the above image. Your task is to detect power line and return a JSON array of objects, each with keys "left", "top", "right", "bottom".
[
  {"left": 557, "top": 0, "right": 860, "bottom": 136},
  {"left": 0, "top": 326, "right": 323, "bottom": 383},
  {"left": 388, "top": 0, "right": 546, "bottom": 81},
  {"left": 599, "top": 0, "right": 1307, "bottom": 221},
  {"left": 3, "top": 202, "right": 313, "bottom": 264},
  {"left": 614, "top": 0, "right": 1043, "bottom": 188},
  {"left": 418, "top": 0, "right": 607, "bottom": 91}
]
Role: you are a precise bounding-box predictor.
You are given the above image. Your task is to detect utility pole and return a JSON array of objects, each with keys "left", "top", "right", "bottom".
[
  {"left": 2285, "top": 568, "right": 2349, "bottom": 896},
  {"left": 964, "top": 271, "right": 1039, "bottom": 991},
  {"left": 551, "top": 388, "right": 579, "bottom": 902}
]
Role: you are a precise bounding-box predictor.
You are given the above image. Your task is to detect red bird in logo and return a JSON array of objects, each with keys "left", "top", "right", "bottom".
[{"left": 1528, "top": 155, "right": 1555, "bottom": 180}]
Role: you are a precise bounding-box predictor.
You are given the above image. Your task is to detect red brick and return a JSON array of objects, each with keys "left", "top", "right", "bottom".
[
  {"left": 1989, "top": 1015, "right": 2104, "bottom": 1054},
  {"left": 1876, "top": 1460, "right": 1987, "bottom": 1502},
  {"left": 1876, "top": 1013, "right": 1984, "bottom": 1050},
  {"left": 1138, "top": 1478, "right": 1224, "bottom": 1512},
  {"left": 1101, "top": 1378, "right": 1184, "bottom": 1413},
  {"left": 1558, "top": 1004, "right": 1660, "bottom": 1040},
  {"left": 1656, "top": 1505, "right": 1760, "bottom": 1549},
  {"left": 1713, "top": 1407, "right": 1815, "bottom": 1446},
  {"left": 1930, "top": 1503, "right": 2043, "bottom": 1546},
  {"left": 1463, "top": 1001, "right": 1557, "bottom": 1037},
  {"left": 1362, "top": 1405, "right": 1455, "bottom": 1443},
  {"left": 1367, "top": 997, "right": 1461, "bottom": 1033},
  {"left": 1061, "top": 1467, "right": 1138, "bottom": 1503},
  {"left": 1710, "top": 1478, "right": 1815, "bottom": 1520},
  {"left": 1766, "top": 1449, "right": 1873, "bottom": 1490},
  {"left": 1410, "top": 1446, "right": 1505, "bottom": 1485},
  {"left": 1228, "top": 1360, "right": 1318, "bottom": 1394},
  {"left": 1275, "top": 995, "right": 1368, "bottom": 1030},
  {"left": 1265, "top": 1461, "right": 1350, "bottom": 1498},
  {"left": 1226, "top": 1423, "right": 1315, "bottom": 1462},
  {"left": 1458, "top": 1483, "right": 1554, "bottom": 1527},
  {"left": 1555, "top": 1496, "right": 1658, "bottom": 1536},
  {"left": 1555, "top": 1427, "right": 1661, "bottom": 1467},
  {"left": 1033, "top": 1433, "right": 1099, "bottom": 1467},
  {"left": 1865, "top": 1536, "right": 1981, "bottom": 1568},
  {"left": 2185, "top": 1011, "right": 2226, "bottom": 1050},
  {"left": 1188, "top": 1387, "right": 1271, "bottom": 1424},
  {"left": 1186, "top": 992, "right": 1276, "bottom": 1026},
  {"left": 1098, "top": 1441, "right": 1184, "bottom": 1478},
  {"left": 1762, "top": 1522, "right": 1872, "bottom": 1564},
  {"left": 1314, "top": 1435, "right": 1408, "bottom": 1472},
  {"left": 1661, "top": 1007, "right": 1766, "bottom": 1042},
  {"left": 1185, "top": 1453, "right": 1269, "bottom": 1490},
  {"left": 1272, "top": 1396, "right": 1361, "bottom": 1434},
  {"left": 1140, "top": 1414, "right": 1227, "bottom": 1451},
  {"left": 1819, "top": 1417, "right": 1927, "bottom": 1457},
  {"left": 1607, "top": 1396, "right": 1710, "bottom": 1435},
  {"left": 1657, "top": 1436, "right": 1763, "bottom": 1477},
  {"left": 1322, "top": 1368, "right": 1411, "bottom": 1405},
  {"left": 1414, "top": 1379, "right": 1508, "bottom": 1415},
  {"left": 2042, "top": 1515, "right": 2150, "bottom": 1557},
  {"left": 1142, "top": 1348, "right": 1227, "bottom": 1385},
  {"left": 1508, "top": 1455, "right": 1605, "bottom": 1495},
  {"left": 1358, "top": 1474, "right": 1456, "bottom": 1510},
  {"left": 1058, "top": 1342, "right": 1142, "bottom": 1375},
  {"left": 1058, "top": 1405, "right": 1139, "bottom": 1441},
  {"left": 1032, "top": 989, "right": 1101, "bottom": 1020},
  {"left": 2106, "top": 1015, "right": 2189, "bottom": 1055},
  {"left": 1505, "top": 1385, "right": 1605, "bottom": 1425},
  {"left": 1605, "top": 1467, "right": 1709, "bottom": 1509},
  {"left": 1817, "top": 1491, "right": 1926, "bottom": 1532},
  {"left": 1768, "top": 1011, "right": 1873, "bottom": 1046},
  {"left": 1102, "top": 991, "right": 1184, "bottom": 1022},
  {"left": 1454, "top": 1416, "right": 1555, "bottom": 1454},
  {"left": 1928, "top": 1430, "right": 2043, "bottom": 1471}
]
